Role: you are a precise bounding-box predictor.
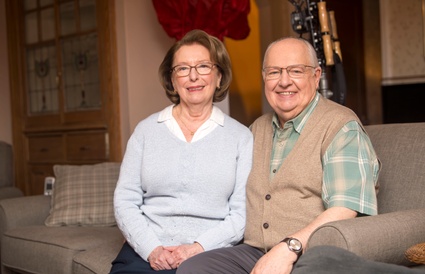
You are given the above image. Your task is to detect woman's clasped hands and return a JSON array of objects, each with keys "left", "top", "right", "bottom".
[{"left": 148, "top": 243, "right": 204, "bottom": 271}]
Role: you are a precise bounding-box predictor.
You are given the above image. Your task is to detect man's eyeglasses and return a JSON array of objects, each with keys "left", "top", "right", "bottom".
[
  {"left": 262, "top": 65, "right": 316, "bottom": 80},
  {"left": 172, "top": 63, "right": 217, "bottom": 77}
]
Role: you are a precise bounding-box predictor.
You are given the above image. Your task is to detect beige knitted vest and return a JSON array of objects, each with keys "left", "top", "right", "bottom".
[{"left": 244, "top": 96, "right": 361, "bottom": 252}]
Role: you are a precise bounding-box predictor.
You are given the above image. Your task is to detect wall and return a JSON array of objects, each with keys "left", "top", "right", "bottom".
[
  {"left": 363, "top": 0, "right": 383, "bottom": 124},
  {"left": 256, "top": 0, "right": 296, "bottom": 114},
  {"left": 380, "top": 0, "right": 425, "bottom": 123},
  {"left": 0, "top": 0, "right": 12, "bottom": 144},
  {"left": 115, "top": 1, "right": 174, "bottom": 150},
  {"left": 225, "top": 0, "right": 262, "bottom": 126},
  {"left": 380, "top": 0, "right": 425, "bottom": 85}
]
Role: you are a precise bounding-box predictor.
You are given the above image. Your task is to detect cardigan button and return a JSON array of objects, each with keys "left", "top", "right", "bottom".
[
  {"left": 263, "top": 223, "right": 269, "bottom": 229},
  {"left": 265, "top": 194, "right": 271, "bottom": 200}
]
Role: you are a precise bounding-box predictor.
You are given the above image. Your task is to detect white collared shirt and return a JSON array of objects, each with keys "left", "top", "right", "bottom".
[{"left": 157, "top": 105, "right": 225, "bottom": 143}]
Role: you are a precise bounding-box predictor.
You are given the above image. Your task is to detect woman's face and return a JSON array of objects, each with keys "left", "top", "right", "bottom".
[{"left": 171, "top": 44, "right": 222, "bottom": 108}]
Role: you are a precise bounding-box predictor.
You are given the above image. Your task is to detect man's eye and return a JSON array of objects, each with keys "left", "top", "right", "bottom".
[
  {"left": 290, "top": 68, "right": 304, "bottom": 74},
  {"left": 268, "top": 70, "right": 280, "bottom": 76}
]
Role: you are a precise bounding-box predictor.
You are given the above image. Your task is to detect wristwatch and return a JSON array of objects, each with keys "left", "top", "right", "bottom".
[{"left": 281, "top": 237, "right": 303, "bottom": 261}]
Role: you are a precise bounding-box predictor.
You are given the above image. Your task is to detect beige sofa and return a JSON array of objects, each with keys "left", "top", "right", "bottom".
[
  {"left": 0, "top": 163, "right": 123, "bottom": 274},
  {"left": 1, "top": 122, "right": 425, "bottom": 273},
  {"left": 0, "top": 141, "right": 23, "bottom": 200},
  {"left": 308, "top": 122, "right": 425, "bottom": 270}
]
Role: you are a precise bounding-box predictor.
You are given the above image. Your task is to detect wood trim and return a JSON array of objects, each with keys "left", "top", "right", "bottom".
[
  {"left": 97, "top": 0, "right": 122, "bottom": 161},
  {"left": 6, "top": 0, "right": 29, "bottom": 194}
]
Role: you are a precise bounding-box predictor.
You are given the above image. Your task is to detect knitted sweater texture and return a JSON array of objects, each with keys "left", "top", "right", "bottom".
[{"left": 114, "top": 111, "right": 253, "bottom": 261}]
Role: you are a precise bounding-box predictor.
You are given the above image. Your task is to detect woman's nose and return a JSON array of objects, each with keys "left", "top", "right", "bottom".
[{"left": 188, "top": 67, "right": 199, "bottom": 81}]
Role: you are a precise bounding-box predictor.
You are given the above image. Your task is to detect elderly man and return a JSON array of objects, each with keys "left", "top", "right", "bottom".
[{"left": 177, "top": 37, "right": 380, "bottom": 274}]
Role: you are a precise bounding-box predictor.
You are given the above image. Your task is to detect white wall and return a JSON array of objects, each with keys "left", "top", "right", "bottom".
[
  {"left": 115, "top": 0, "right": 174, "bottom": 150},
  {"left": 0, "top": 0, "right": 12, "bottom": 144}
]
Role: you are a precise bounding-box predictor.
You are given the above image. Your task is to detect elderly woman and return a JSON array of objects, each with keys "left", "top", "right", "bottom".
[{"left": 110, "top": 29, "right": 253, "bottom": 274}]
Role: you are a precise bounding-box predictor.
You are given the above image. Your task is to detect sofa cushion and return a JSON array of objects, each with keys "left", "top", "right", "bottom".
[
  {"left": 45, "top": 162, "right": 120, "bottom": 227},
  {"left": 2, "top": 226, "right": 122, "bottom": 274},
  {"left": 73, "top": 237, "right": 124, "bottom": 274},
  {"left": 364, "top": 123, "right": 425, "bottom": 213}
]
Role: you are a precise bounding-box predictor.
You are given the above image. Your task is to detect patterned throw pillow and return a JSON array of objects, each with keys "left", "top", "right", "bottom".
[{"left": 45, "top": 162, "right": 120, "bottom": 227}]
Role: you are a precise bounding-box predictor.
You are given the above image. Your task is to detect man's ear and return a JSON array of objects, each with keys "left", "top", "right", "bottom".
[{"left": 314, "top": 67, "right": 322, "bottom": 88}]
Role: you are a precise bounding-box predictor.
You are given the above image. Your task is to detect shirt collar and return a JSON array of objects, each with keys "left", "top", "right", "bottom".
[
  {"left": 272, "top": 92, "right": 320, "bottom": 133},
  {"left": 158, "top": 104, "right": 225, "bottom": 126}
]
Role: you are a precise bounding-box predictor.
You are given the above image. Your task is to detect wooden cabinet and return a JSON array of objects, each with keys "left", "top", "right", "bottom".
[
  {"left": 66, "top": 131, "right": 109, "bottom": 161},
  {"left": 28, "top": 135, "right": 64, "bottom": 163},
  {"left": 6, "top": 0, "right": 121, "bottom": 195}
]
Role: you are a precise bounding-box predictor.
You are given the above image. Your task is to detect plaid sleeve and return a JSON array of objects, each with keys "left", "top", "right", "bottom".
[{"left": 322, "top": 121, "right": 381, "bottom": 215}]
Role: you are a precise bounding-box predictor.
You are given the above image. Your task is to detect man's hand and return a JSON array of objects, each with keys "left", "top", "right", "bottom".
[
  {"left": 250, "top": 242, "right": 297, "bottom": 274},
  {"left": 148, "top": 246, "right": 175, "bottom": 271},
  {"left": 164, "top": 242, "right": 204, "bottom": 268}
]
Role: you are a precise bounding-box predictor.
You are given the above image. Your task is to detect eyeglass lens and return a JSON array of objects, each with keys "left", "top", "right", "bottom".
[
  {"left": 263, "top": 65, "right": 314, "bottom": 80},
  {"left": 174, "top": 63, "right": 214, "bottom": 76}
]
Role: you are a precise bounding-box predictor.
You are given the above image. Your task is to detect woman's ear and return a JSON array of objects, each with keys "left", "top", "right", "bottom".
[{"left": 216, "top": 74, "right": 222, "bottom": 89}]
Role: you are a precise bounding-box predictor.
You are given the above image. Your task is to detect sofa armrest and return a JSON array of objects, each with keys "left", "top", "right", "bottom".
[
  {"left": 307, "top": 208, "right": 425, "bottom": 266},
  {"left": 0, "top": 195, "right": 51, "bottom": 232},
  {"left": 0, "top": 187, "right": 23, "bottom": 200}
]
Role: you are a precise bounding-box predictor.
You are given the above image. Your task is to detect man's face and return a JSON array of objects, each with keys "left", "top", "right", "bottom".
[{"left": 263, "top": 39, "right": 321, "bottom": 125}]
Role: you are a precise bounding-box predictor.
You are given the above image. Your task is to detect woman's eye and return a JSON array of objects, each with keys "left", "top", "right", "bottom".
[{"left": 177, "top": 66, "right": 189, "bottom": 72}]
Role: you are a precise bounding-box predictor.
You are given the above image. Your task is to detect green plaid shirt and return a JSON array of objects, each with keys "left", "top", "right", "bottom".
[{"left": 270, "top": 93, "right": 380, "bottom": 215}]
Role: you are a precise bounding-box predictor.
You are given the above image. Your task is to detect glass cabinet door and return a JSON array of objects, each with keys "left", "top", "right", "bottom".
[{"left": 23, "top": 0, "right": 100, "bottom": 116}]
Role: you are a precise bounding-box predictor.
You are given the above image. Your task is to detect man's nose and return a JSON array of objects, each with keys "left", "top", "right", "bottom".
[{"left": 278, "top": 69, "right": 292, "bottom": 85}]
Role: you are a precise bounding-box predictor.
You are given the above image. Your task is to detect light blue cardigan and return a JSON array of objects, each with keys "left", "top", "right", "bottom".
[{"left": 114, "top": 110, "right": 253, "bottom": 261}]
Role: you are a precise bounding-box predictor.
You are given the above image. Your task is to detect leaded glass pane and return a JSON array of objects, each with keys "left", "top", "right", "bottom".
[
  {"left": 62, "top": 33, "right": 101, "bottom": 111},
  {"left": 27, "top": 45, "right": 59, "bottom": 114},
  {"left": 80, "top": 0, "right": 96, "bottom": 31},
  {"left": 41, "top": 8, "right": 55, "bottom": 41},
  {"left": 25, "top": 11, "right": 38, "bottom": 44},
  {"left": 60, "top": 2, "right": 76, "bottom": 36},
  {"left": 40, "top": 0, "right": 54, "bottom": 7},
  {"left": 24, "top": 0, "right": 37, "bottom": 11}
]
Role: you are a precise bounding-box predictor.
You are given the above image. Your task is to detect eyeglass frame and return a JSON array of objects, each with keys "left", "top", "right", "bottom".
[
  {"left": 171, "top": 62, "right": 218, "bottom": 77},
  {"left": 262, "top": 64, "right": 317, "bottom": 80}
]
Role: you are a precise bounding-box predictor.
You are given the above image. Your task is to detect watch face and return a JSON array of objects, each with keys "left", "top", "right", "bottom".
[{"left": 289, "top": 239, "right": 302, "bottom": 252}]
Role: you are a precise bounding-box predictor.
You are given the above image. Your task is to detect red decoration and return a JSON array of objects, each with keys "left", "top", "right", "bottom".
[{"left": 152, "top": 0, "right": 250, "bottom": 41}]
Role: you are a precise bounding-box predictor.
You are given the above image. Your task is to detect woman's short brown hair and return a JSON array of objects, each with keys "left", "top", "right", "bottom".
[{"left": 158, "top": 29, "right": 232, "bottom": 104}]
